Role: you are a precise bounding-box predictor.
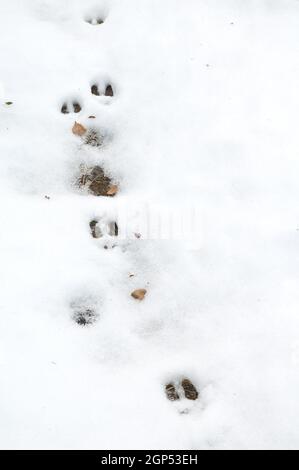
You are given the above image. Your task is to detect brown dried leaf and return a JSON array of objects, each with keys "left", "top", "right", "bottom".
[
  {"left": 106, "top": 184, "right": 118, "bottom": 196},
  {"left": 72, "top": 121, "right": 87, "bottom": 136}
]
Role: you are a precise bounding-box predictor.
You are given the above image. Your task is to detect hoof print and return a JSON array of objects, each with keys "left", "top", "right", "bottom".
[
  {"left": 79, "top": 165, "right": 118, "bottom": 197},
  {"left": 165, "top": 383, "right": 180, "bottom": 401},
  {"left": 73, "top": 308, "right": 97, "bottom": 326},
  {"left": 86, "top": 18, "right": 104, "bottom": 25},
  {"left": 165, "top": 378, "right": 199, "bottom": 402},
  {"left": 61, "top": 101, "right": 82, "bottom": 114},
  {"left": 91, "top": 83, "right": 114, "bottom": 97},
  {"left": 71, "top": 297, "right": 98, "bottom": 326},
  {"left": 84, "top": 128, "right": 104, "bottom": 147},
  {"left": 89, "top": 166, "right": 112, "bottom": 196},
  {"left": 131, "top": 289, "right": 147, "bottom": 301},
  {"left": 89, "top": 219, "right": 118, "bottom": 239}
]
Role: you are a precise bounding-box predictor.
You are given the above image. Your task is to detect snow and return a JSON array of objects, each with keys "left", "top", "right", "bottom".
[{"left": 1, "top": 0, "right": 299, "bottom": 450}]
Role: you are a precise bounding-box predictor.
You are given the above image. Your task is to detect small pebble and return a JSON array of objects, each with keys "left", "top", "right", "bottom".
[{"left": 131, "top": 289, "right": 147, "bottom": 300}]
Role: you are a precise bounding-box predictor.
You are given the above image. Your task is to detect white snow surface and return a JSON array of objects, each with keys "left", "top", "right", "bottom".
[{"left": 1, "top": 0, "right": 299, "bottom": 450}]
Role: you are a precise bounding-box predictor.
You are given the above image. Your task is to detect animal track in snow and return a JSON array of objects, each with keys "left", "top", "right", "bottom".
[
  {"left": 84, "top": 128, "right": 105, "bottom": 147},
  {"left": 61, "top": 100, "right": 82, "bottom": 114},
  {"left": 71, "top": 297, "right": 99, "bottom": 326},
  {"left": 60, "top": 80, "right": 114, "bottom": 117},
  {"left": 73, "top": 307, "right": 97, "bottom": 326},
  {"left": 72, "top": 122, "right": 112, "bottom": 149},
  {"left": 85, "top": 17, "right": 104, "bottom": 26},
  {"left": 91, "top": 83, "right": 114, "bottom": 97},
  {"left": 90, "top": 218, "right": 118, "bottom": 250},
  {"left": 84, "top": 7, "right": 107, "bottom": 26},
  {"left": 90, "top": 218, "right": 118, "bottom": 239},
  {"left": 78, "top": 165, "right": 118, "bottom": 197},
  {"left": 165, "top": 378, "right": 199, "bottom": 402}
]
